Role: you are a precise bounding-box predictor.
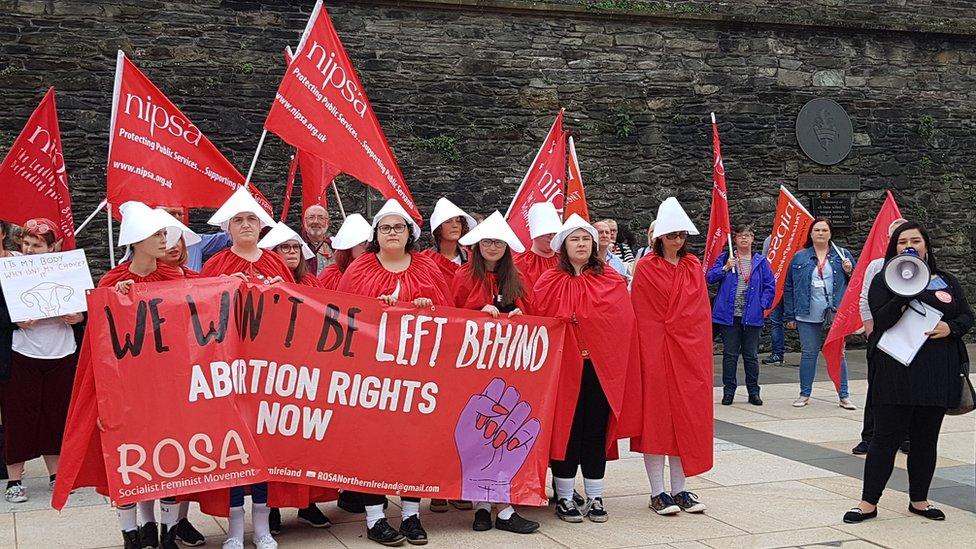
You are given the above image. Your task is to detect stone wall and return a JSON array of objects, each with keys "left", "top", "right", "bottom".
[{"left": 1, "top": 0, "right": 975, "bottom": 306}]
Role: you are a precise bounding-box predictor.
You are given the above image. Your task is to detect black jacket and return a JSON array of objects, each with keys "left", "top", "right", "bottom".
[{"left": 867, "top": 271, "right": 973, "bottom": 407}]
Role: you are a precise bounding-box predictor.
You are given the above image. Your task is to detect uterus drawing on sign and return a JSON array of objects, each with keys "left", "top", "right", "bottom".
[{"left": 21, "top": 282, "right": 75, "bottom": 319}]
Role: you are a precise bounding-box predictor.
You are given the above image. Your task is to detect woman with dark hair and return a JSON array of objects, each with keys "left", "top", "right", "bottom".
[
  {"left": 260, "top": 222, "right": 321, "bottom": 287},
  {"left": 784, "top": 218, "right": 857, "bottom": 409},
  {"left": 707, "top": 223, "right": 776, "bottom": 406},
  {"left": 449, "top": 211, "right": 540, "bottom": 534},
  {"left": 1, "top": 217, "right": 82, "bottom": 507},
  {"left": 631, "top": 198, "right": 713, "bottom": 516},
  {"left": 533, "top": 214, "right": 641, "bottom": 524},
  {"left": 337, "top": 198, "right": 451, "bottom": 546},
  {"left": 420, "top": 197, "right": 476, "bottom": 283},
  {"left": 318, "top": 214, "right": 372, "bottom": 290},
  {"left": 844, "top": 221, "right": 972, "bottom": 523}
]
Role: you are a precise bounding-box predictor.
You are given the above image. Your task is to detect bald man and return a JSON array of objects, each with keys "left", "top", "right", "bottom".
[{"left": 302, "top": 204, "right": 333, "bottom": 274}]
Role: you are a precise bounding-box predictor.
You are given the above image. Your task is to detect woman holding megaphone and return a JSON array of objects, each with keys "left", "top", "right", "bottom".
[{"left": 844, "top": 221, "right": 972, "bottom": 523}]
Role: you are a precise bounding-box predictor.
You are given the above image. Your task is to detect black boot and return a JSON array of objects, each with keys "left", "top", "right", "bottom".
[
  {"left": 159, "top": 524, "right": 179, "bottom": 549},
  {"left": 139, "top": 522, "right": 159, "bottom": 548},
  {"left": 122, "top": 530, "right": 141, "bottom": 549}
]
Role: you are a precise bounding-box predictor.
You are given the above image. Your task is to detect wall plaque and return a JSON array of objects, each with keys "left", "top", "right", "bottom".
[
  {"left": 797, "top": 174, "right": 861, "bottom": 192},
  {"left": 796, "top": 98, "right": 853, "bottom": 166},
  {"left": 810, "top": 195, "right": 853, "bottom": 228}
]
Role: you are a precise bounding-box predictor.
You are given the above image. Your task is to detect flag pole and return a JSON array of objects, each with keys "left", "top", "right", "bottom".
[
  {"left": 727, "top": 233, "right": 736, "bottom": 274},
  {"left": 106, "top": 202, "right": 116, "bottom": 268},
  {"left": 331, "top": 182, "right": 346, "bottom": 219},
  {"left": 74, "top": 199, "right": 107, "bottom": 236},
  {"left": 244, "top": 129, "right": 268, "bottom": 185}
]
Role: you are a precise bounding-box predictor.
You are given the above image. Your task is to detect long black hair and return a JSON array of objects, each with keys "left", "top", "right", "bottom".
[
  {"left": 558, "top": 230, "right": 604, "bottom": 276},
  {"left": 471, "top": 244, "right": 525, "bottom": 305},
  {"left": 884, "top": 220, "right": 938, "bottom": 273}
]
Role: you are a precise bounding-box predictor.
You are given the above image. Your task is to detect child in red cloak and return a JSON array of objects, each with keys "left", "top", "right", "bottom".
[
  {"left": 532, "top": 214, "right": 642, "bottom": 524},
  {"left": 418, "top": 197, "right": 477, "bottom": 284},
  {"left": 336, "top": 199, "right": 450, "bottom": 546},
  {"left": 630, "top": 197, "right": 714, "bottom": 517},
  {"left": 513, "top": 202, "right": 562, "bottom": 290},
  {"left": 317, "top": 214, "right": 371, "bottom": 291},
  {"left": 450, "top": 211, "right": 540, "bottom": 533}
]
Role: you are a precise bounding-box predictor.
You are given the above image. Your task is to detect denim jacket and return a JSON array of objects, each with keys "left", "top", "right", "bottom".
[
  {"left": 706, "top": 251, "right": 776, "bottom": 327},
  {"left": 784, "top": 245, "right": 856, "bottom": 322}
]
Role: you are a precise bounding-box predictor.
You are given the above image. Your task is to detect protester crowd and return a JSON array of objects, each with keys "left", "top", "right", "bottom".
[{"left": 0, "top": 189, "right": 971, "bottom": 549}]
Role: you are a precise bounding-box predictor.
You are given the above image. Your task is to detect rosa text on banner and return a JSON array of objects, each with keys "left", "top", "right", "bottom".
[{"left": 63, "top": 278, "right": 564, "bottom": 507}]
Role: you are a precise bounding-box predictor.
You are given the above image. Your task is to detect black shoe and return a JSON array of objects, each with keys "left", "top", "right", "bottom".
[
  {"left": 472, "top": 509, "right": 492, "bottom": 531},
  {"left": 900, "top": 440, "right": 911, "bottom": 454},
  {"left": 555, "top": 498, "right": 584, "bottom": 523},
  {"left": 269, "top": 507, "right": 281, "bottom": 535},
  {"left": 852, "top": 441, "right": 869, "bottom": 455},
  {"left": 338, "top": 491, "right": 366, "bottom": 514},
  {"left": 584, "top": 497, "right": 608, "bottom": 522},
  {"left": 496, "top": 511, "right": 540, "bottom": 533},
  {"left": 843, "top": 507, "right": 878, "bottom": 523},
  {"left": 298, "top": 504, "right": 332, "bottom": 528},
  {"left": 762, "top": 354, "right": 784, "bottom": 366},
  {"left": 721, "top": 394, "right": 733, "bottom": 406},
  {"left": 159, "top": 524, "right": 179, "bottom": 549},
  {"left": 367, "top": 518, "right": 405, "bottom": 546},
  {"left": 398, "top": 515, "right": 428, "bottom": 545},
  {"left": 908, "top": 504, "right": 945, "bottom": 520},
  {"left": 123, "top": 530, "right": 141, "bottom": 549},
  {"left": 139, "top": 522, "right": 159, "bottom": 548},
  {"left": 174, "top": 518, "right": 206, "bottom": 547},
  {"left": 748, "top": 395, "right": 763, "bottom": 406}
]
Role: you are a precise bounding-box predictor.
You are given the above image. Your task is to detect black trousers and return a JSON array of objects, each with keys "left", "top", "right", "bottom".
[
  {"left": 861, "top": 404, "right": 944, "bottom": 504},
  {"left": 860, "top": 362, "right": 907, "bottom": 445},
  {"left": 550, "top": 361, "right": 611, "bottom": 480}
]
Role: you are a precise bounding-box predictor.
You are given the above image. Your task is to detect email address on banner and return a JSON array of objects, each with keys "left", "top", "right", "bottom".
[
  {"left": 307, "top": 470, "right": 440, "bottom": 494},
  {"left": 112, "top": 160, "right": 173, "bottom": 189}
]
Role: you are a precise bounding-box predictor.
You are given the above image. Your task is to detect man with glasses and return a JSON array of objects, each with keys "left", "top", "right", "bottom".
[{"left": 302, "top": 204, "right": 333, "bottom": 275}]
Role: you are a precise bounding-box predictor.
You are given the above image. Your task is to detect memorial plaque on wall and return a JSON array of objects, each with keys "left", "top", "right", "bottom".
[
  {"left": 810, "top": 195, "right": 852, "bottom": 228},
  {"left": 797, "top": 174, "right": 861, "bottom": 192},
  {"left": 796, "top": 98, "right": 853, "bottom": 166}
]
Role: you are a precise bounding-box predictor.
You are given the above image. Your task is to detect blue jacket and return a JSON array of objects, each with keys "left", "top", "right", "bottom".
[
  {"left": 784, "top": 245, "right": 856, "bottom": 321},
  {"left": 707, "top": 251, "right": 776, "bottom": 327}
]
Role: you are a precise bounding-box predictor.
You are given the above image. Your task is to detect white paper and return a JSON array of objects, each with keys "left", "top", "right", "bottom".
[
  {"left": 877, "top": 300, "right": 943, "bottom": 366},
  {"left": 0, "top": 249, "right": 95, "bottom": 322}
]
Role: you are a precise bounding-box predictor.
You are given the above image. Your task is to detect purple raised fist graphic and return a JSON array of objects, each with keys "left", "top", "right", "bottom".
[{"left": 455, "top": 377, "right": 542, "bottom": 503}]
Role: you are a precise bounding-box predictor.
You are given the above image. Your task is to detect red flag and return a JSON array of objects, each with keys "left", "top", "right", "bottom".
[
  {"left": 703, "top": 112, "right": 731, "bottom": 272},
  {"left": 765, "top": 186, "right": 814, "bottom": 313},
  {"left": 505, "top": 110, "right": 567, "bottom": 247},
  {"left": 0, "top": 88, "right": 76, "bottom": 249},
  {"left": 564, "top": 136, "right": 590, "bottom": 222},
  {"left": 106, "top": 51, "right": 272, "bottom": 213},
  {"left": 280, "top": 154, "right": 299, "bottom": 222},
  {"left": 821, "top": 191, "right": 902, "bottom": 392},
  {"left": 298, "top": 149, "right": 339, "bottom": 213},
  {"left": 265, "top": 1, "right": 419, "bottom": 220}
]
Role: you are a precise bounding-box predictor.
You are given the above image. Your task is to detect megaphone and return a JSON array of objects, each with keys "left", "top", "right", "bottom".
[{"left": 883, "top": 247, "right": 930, "bottom": 297}]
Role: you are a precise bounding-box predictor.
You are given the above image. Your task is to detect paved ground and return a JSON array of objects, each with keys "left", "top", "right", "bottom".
[{"left": 2, "top": 347, "right": 974, "bottom": 548}]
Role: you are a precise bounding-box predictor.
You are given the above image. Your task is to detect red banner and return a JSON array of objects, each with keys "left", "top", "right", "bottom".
[
  {"left": 505, "top": 110, "right": 567, "bottom": 248},
  {"left": 821, "top": 191, "right": 902, "bottom": 391},
  {"left": 106, "top": 51, "right": 271, "bottom": 212},
  {"left": 765, "top": 186, "right": 814, "bottom": 313},
  {"left": 564, "top": 136, "right": 590, "bottom": 222},
  {"left": 0, "top": 88, "right": 76, "bottom": 249},
  {"left": 266, "top": 1, "right": 419, "bottom": 220},
  {"left": 703, "top": 113, "right": 730, "bottom": 272},
  {"left": 62, "top": 279, "right": 564, "bottom": 507}
]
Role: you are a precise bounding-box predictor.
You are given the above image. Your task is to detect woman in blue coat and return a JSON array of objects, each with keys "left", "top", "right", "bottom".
[
  {"left": 707, "top": 224, "right": 776, "bottom": 406},
  {"left": 784, "top": 218, "right": 857, "bottom": 409}
]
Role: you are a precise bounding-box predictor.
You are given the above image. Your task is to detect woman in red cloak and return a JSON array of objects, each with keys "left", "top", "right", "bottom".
[
  {"left": 450, "top": 211, "right": 539, "bottom": 534},
  {"left": 533, "top": 214, "right": 642, "bottom": 524},
  {"left": 630, "top": 197, "right": 713, "bottom": 517},
  {"left": 513, "top": 202, "right": 562, "bottom": 290},
  {"left": 259, "top": 221, "right": 321, "bottom": 288},
  {"left": 418, "top": 197, "right": 476, "bottom": 284},
  {"left": 337, "top": 199, "right": 451, "bottom": 546},
  {"left": 318, "top": 214, "right": 371, "bottom": 291}
]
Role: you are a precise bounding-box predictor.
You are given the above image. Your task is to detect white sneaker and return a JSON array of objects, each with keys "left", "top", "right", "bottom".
[
  {"left": 793, "top": 396, "right": 810, "bottom": 407},
  {"left": 4, "top": 484, "right": 27, "bottom": 503},
  {"left": 839, "top": 398, "right": 857, "bottom": 410},
  {"left": 253, "top": 534, "right": 278, "bottom": 549},
  {"left": 222, "top": 539, "right": 244, "bottom": 549}
]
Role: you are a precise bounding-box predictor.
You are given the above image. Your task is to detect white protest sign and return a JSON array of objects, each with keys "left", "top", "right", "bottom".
[{"left": 0, "top": 249, "right": 95, "bottom": 321}]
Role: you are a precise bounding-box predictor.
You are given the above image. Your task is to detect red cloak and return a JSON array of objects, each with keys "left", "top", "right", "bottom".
[
  {"left": 337, "top": 252, "right": 451, "bottom": 306},
  {"left": 629, "top": 254, "right": 714, "bottom": 476},
  {"left": 450, "top": 263, "right": 534, "bottom": 314},
  {"left": 201, "top": 248, "right": 295, "bottom": 283},
  {"left": 297, "top": 272, "right": 321, "bottom": 287},
  {"left": 317, "top": 263, "right": 343, "bottom": 291},
  {"left": 513, "top": 251, "right": 559, "bottom": 291},
  {"left": 53, "top": 263, "right": 188, "bottom": 510},
  {"left": 418, "top": 248, "right": 462, "bottom": 283},
  {"left": 532, "top": 267, "right": 642, "bottom": 461}
]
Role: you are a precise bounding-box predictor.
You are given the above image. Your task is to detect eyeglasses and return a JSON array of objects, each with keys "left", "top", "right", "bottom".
[
  {"left": 25, "top": 219, "right": 52, "bottom": 234},
  {"left": 378, "top": 224, "right": 408, "bottom": 235},
  {"left": 663, "top": 231, "right": 688, "bottom": 240},
  {"left": 480, "top": 239, "right": 506, "bottom": 249},
  {"left": 276, "top": 244, "right": 302, "bottom": 253}
]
